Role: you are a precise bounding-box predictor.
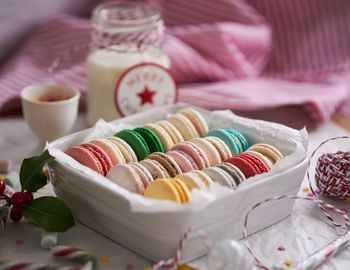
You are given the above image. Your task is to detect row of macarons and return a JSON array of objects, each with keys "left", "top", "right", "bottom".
[
  {"left": 105, "top": 138, "right": 283, "bottom": 195},
  {"left": 143, "top": 143, "right": 284, "bottom": 203},
  {"left": 65, "top": 107, "right": 210, "bottom": 176}
]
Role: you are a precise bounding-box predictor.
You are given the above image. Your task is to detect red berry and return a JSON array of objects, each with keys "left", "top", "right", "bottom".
[
  {"left": 23, "top": 192, "right": 33, "bottom": 202},
  {"left": 10, "top": 205, "right": 22, "bottom": 222},
  {"left": 0, "top": 181, "right": 5, "bottom": 194},
  {"left": 12, "top": 192, "right": 26, "bottom": 206}
]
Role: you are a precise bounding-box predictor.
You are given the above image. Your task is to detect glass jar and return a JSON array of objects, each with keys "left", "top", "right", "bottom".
[{"left": 86, "top": 2, "right": 171, "bottom": 125}]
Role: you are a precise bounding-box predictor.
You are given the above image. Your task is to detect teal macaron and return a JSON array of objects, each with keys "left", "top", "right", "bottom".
[
  {"left": 133, "top": 127, "right": 165, "bottom": 153},
  {"left": 225, "top": 129, "right": 248, "bottom": 152},
  {"left": 114, "top": 129, "right": 150, "bottom": 161},
  {"left": 205, "top": 129, "right": 242, "bottom": 156}
]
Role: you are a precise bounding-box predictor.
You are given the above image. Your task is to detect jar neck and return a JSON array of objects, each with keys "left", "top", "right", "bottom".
[{"left": 90, "top": 2, "right": 164, "bottom": 53}]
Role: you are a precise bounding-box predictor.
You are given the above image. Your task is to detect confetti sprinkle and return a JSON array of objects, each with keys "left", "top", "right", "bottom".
[
  {"left": 15, "top": 240, "right": 24, "bottom": 245},
  {"left": 302, "top": 186, "right": 309, "bottom": 192},
  {"left": 278, "top": 246, "right": 286, "bottom": 251},
  {"left": 41, "top": 185, "right": 47, "bottom": 190},
  {"left": 177, "top": 264, "right": 197, "bottom": 270},
  {"left": 344, "top": 199, "right": 350, "bottom": 203},
  {"left": 307, "top": 236, "right": 312, "bottom": 240},
  {"left": 99, "top": 256, "right": 108, "bottom": 262},
  {"left": 0, "top": 174, "right": 3, "bottom": 180},
  {"left": 284, "top": 260, "right": 293, "bottom": 266},
  {"left": 307, "top": 193, "right": 313, "bottom": 197},
  {"left": 143, "top": 267, "right": 152, "bottom": 270},
  {"left": 126, "top": 264, "right": 134, "bottom": 270},
  {"left": 2, "top": 258, "right": 11, "bottom": 262}
]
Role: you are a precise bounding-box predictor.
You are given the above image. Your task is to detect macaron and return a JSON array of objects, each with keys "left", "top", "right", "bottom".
[
  {"left": 166, "top": 150, "right": 199, "bottom": 173},
  {"left": 216, "top": 162, "right": 246, "bottom": 187},
  {"left": 225, "top": 129, "right": 249, "bottom": 152},
  {"left": 190, "top": 137, "right": 221, "bottom": 166},
  {"left": 143, "top": 123, "right": 174, "bottom": 152},
  {"left": 106, "top": 164, "right": 144, "bottom": 194},
  {"left": 129, "top": 162, "right": 154, "bottom": 189},
  {"left": 176, "top": 170, "right": 210, "bottom": 190},
  {"left": 178, "top": 108, "right": 209, "bottom": 137},
  {"left": 205, "top": 129, "right": 242, "bottom": 156},
  {"left": 106, "top": 136, "right": 138, "bottom": 163},
  {"left": 114, "top": 129, "right": 150, "bottom": 161},
  {"left": 171, "top": 141, "right": 210, "bottom": 170},
  {"left": 144, "top": 178, "right": 192, "bottom": 204},
  {"left": 146, "top": 152, "right": 182, "bottom": 178},
  {"left": 204, "top": 136, "right": 231, "bottom": 161},
  {"left": 167, "top": 114, "right": 198, "bottom": 141},
  {"left": 65, "top": 143, "right": 113, "bottom": 176},
  {"left": 248, "top": 143, "right": 284, "bottom": 164},
  {"left": 203, "top": 166, "right": 238, "bottom": 190},
  {"left": 157, "top": 120, "right": 184, "bottom": 145},
  {"left": 133, "top": 127, "right": 165, "bottom": 153},
  {"left": 246, "top": 150, "right": 273, "bottom": 170},
  {"left": 139, "top": 159, "right": 170, "bottom": 180},
  {"left": 89, "top": 138, "right": 126, "bottom": 165}
]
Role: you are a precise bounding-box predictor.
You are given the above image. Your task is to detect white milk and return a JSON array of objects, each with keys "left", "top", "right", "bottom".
[{"left": 86, "top": 48, "right": 170, "bottom": 125}]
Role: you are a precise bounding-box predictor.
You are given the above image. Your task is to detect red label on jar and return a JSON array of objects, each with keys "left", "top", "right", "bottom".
[{"left": 115, "top": 63, "right": 178, "bottom": 117}]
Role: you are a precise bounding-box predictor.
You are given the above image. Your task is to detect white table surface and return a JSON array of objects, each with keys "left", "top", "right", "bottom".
[{"left": 1, "top": 113, "right": 350, "bottom": 270}]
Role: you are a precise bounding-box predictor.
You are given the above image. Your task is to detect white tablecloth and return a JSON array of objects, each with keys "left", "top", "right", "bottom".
[{"left": 1, "top": 114, "right": 350, "bottom": 269}]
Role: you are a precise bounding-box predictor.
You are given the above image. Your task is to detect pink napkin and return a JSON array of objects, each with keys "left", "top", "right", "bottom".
[{"left": 1, "top": 0, "right": 350, "bottom": 125}]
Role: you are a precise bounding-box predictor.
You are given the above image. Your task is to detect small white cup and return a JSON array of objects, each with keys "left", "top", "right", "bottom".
[{"left": 21, "top": 84, "right": 80, "bottom": 143}]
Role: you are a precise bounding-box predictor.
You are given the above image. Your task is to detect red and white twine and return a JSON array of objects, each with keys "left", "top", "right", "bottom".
[{"left": 153, "top": 136, "right": 350, "bottom": 270}]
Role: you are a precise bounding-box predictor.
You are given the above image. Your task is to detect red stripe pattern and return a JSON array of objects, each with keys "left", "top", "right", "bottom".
[{"left": 1, "top": 0, "right": 350, "bottom": 121}]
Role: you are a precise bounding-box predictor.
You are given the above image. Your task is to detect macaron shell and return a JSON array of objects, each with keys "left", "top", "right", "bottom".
[
  {"left": 191, "top": 170, "right": 212, "bottom": 187},
  {"left": 146, "top": 152, "right": 182, "bottom": 177},
  {"left": 81, "top": 143, "right": 113, "bottom": 176},
  {"left": 171, "top": 141, "right": 210, "bottom": 170},
  {"left": 65, "top": 146, "right": 104, "bottom": 175},
  {"left": 167, "top": 114, "right": 198, "bottom": 141},
  {"left": 144, "top": 179, "right": 182, "bottom": 203},
  {"left": 129, "top": 162, "right": 153, "bottom": 188},
  {"left": 114, "top": 130, "right": 150, "bottom": 161},
  {"left": 144, "top": 123, "right": 174, "bottom": 152},
  {"left": 176, "top": 172, "right": 207, "bottom": 190},
  {"left": 190, "top": 138, "right": 221, "bottom": 166},
  {"left": 204, "top": 136, "right": 231, "bottom": 161},
  {"left": 166, "top": 150, "right": 196, "bottom": 173},
  {"left": 106, "top": 137, "right": 138, "bottom": 163},
  {"left": 240, "top": 152, "right": 268, "bottom": 174},
  {"left": 224, "top": 155, "right": 258, "bottom": 178},
  {"left": 90, "top": 138, "right": 126, "bottom": 165},
  {"left": 157, "top": 120, "right": 184, "bottom": 145},
  {"left": 170, "top": 178, "right": 192, "bottom": 203},
  {"left": 205, "top": 129, "right": 242, "bottom": 156},
  {"left": 178, "top": 108, "right": 208, "bottom": 137},
  {"left": 216, "top": 162, "right": 246, "bottom": 186},
  {"left": 106, "top": 164, "right": 145, "bottom": 194},
  {"left": 246, "top": 150, "right": 273, "bottom": 170},
  {"left": 133, "top": 127, "right": 165, "bottom": 153},
  {"left": 248, "top": 143, "right": 284, "bottom": 164},
  {"left": 225, "top": 129, "right": 249, "bottom": 151},
  {"left": 139, "top": 159, "right": 169, "bottom": 180},
  {"left": 203, "top": 166, "right": 237, "bottom": 189}
]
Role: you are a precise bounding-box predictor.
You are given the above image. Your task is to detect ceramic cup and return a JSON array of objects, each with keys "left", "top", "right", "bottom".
[{"left": 21, "top": 84, "right": 80, "bottom": 143}]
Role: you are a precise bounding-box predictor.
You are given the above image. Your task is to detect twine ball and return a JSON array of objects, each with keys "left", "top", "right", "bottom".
[{"left": 315, "top": 151, "right": 350, "bottom": 199}]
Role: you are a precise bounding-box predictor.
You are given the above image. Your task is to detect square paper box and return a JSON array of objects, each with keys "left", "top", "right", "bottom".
[{"left": 47, "top": 104, "right": 309, "bottom": 262}]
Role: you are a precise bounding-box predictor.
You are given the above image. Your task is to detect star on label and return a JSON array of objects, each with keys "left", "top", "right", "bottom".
[{"left": 137, "top": 85, "right": 156, "bottom": 105}]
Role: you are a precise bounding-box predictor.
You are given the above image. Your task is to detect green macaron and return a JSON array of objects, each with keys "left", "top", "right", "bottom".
[
  {"left": 133, "top": 127, "right": 165, "bottom": 153},
  {"left": 205, "top": 129, "right": 242, "bottom": 156},
  {"left": 225, "top": 129, "right": 249, "bottom": 151},
  {"left": 114, "top": 129, "right": 150, "bottom": 161}
]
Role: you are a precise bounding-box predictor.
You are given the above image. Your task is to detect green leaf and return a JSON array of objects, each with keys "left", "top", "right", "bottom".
[
  {"left": 21, "top": 197, "right": 75, "bottom": 232},
  {"left": 20, "top": 150, "right": 54, "bottom": 192}
]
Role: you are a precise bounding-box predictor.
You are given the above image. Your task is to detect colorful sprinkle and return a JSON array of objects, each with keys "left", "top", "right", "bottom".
[
  {"left": 41, "top": 185, "right": 47, "bottom": 190},
  {"left": 126, "top": 264, "right": 134, "bottom": 270},
  {"left": 177, "top": 264, "right": 197, "bottom": 270},
  {"left": 2, "top": 258, "right": 11, "bottom": 262},
  {"left": 143, "top": 267, "right": 152, "bottom": 270},
  {"left": 15, "top": 240, "right": 24, "bottom": 245},
  {"left": 284, "top": 260, "right": 293, "bottom": 266},
  {"left": 99, "top": 256, "right": 108, "bottom": 262},
  {"left": 0, "top": 174, "right": 3, "bottom": 180},
  {"left": 278, "top": 246, "right": 286, "bottom": 251},
  {"left": 302, "top": 186, "right": 309, "bottom": 192},
  {"left": 307, "top": 192, "right": 314, "bottom": 197},
  {"left": 344, "top": 199, "right": 350, "bottom": 203}
]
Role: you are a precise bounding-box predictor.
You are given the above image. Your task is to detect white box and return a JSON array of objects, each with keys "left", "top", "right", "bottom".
[{"left": 47, "top": 104, "right": 308, "bottom": 262}]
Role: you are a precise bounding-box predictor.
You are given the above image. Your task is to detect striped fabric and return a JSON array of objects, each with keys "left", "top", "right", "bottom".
[{"left": 1, "top": 0, "right": 350, "bottom": 124}]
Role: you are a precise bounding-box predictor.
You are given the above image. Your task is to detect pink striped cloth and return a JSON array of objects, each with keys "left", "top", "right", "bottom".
[{"left": 1, "top": 0, "right": 350, "bottom": 125}]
